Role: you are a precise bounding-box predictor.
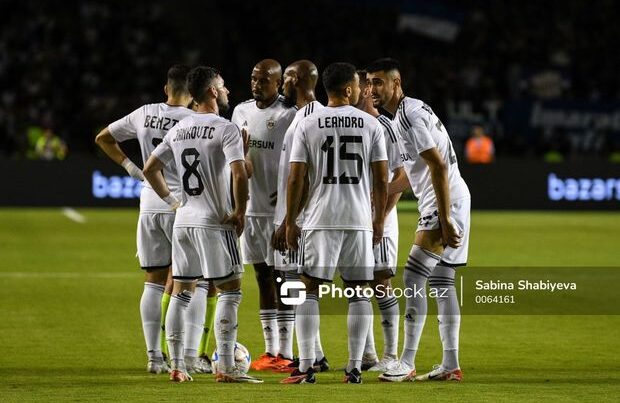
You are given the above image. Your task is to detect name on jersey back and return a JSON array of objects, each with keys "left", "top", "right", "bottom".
[
  {"left": 144, "top": 115, "right": 179, "bottom": 131},
  {"left": 317, "top": 116, "right": 365, "bottom": 129},
  {"left": 172, "top": 125, "right": 216, "bottom": 142}
]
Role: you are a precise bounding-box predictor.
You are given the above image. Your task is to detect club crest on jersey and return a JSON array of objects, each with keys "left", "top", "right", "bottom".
[{"left": 266, "top": 118, "right": 276, "bottom": 130}]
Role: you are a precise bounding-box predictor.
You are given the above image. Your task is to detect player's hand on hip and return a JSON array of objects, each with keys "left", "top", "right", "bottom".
[
  {"left": 441, "top": 217, "right": 463, "bottom": 249},
  {"left": 372, "top": 220, "right": 384, "bottom": 246},
  {"left": 272, "top": 224, "right": 287, "bottom": 252},
  {"left": 121, "top": 158, "right": 145, "bottom": 181},
  {"left": 286, "top": 223, "right": 301, "bottom": 250},
  {"left": 221, "top": 212, "right": 245, "bottom": 237},
  {"left": 163, "top": 194, "right": 181, "bottom": 211}
]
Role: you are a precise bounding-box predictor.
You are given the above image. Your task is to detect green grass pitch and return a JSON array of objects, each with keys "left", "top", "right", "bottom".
[{"left": 1, "top": 204, "right": 619, "bottom": 402}]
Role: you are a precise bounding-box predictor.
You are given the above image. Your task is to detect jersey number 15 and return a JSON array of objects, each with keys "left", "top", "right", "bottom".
[{"left": 321, "top": 135, "right": 362, "bottom": 185}]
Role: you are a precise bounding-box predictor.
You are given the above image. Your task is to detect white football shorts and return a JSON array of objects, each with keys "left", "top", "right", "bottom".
[
  {"left": 416, "top": 197, "right": 471, "bottom": 266},
  {"left": 298, "top": 229, "right": 374, "bottom": 282},
  {"left": 373, "top": 234, "right": 398, "bottom": 276},
  {"left": 172, "top": 227, "right": 244, "bottom": 282},
  {"left": 136, "top": 212, "right": 174, "bottom": 270},
  {"left": 241, "top": 216, "right": 275, "bottom": 266}
]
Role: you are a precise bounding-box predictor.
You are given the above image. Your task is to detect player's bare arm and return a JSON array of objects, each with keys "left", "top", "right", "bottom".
[
  {"left": 285, "top": 161, "right": 307, "bottom": 250},
  {"left": 385, "top": 166, "right": 406, "bottom": 212},
  {"left": 387, "top": 167, "right": 410, "bottom": 195},
  {"left": 221, "top": 160, "right": 249, "bottom": 237},
  {"left": 95, "top": 128, "right": 144, "bottom": 181},
  {"left": 419, "top": 147, "right": 462, "bottom": 248},
  {"left": 241, "top": 127, "right": 254, "bottom": 178},
  {"left": 273, "top": 172, "right": 309, "bottom": 252},
  {"left": 371, "top": 160, "right": 389, "bottom": 245}
]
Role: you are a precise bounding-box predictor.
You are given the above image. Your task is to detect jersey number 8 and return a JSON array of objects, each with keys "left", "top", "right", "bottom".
[{"left": 181, "top": 148, "right": 204, "bottom": 196}]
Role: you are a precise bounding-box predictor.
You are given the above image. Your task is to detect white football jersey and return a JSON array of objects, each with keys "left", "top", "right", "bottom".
[
  {"left": 289, "top": 105, "right": 388, "bottom": 231},
  {"left": 108, "top": 103, "right": 192, "bottom": 213},
  {"left": 231, "top": 96, "right": 296, "bottom": 217},
  {"left": 151, "top": 112, "right": 245, "bottom": 229},
  {"left": 274, "top": 101, "right": 324, "bottom": 226},
  {"left": 392, "top": 97, "right": 470, "bottom": 213},
  {"left": 377, "top": 114, "right": 400, "bottom": 238}
]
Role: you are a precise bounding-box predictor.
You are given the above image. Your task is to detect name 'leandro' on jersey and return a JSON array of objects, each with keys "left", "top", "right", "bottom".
[
  {"left": 172, "top": 125, "right": 216, "bottom": 142},
  {"left": 318, "top": 116, "right": 365, "bottom": 129}
]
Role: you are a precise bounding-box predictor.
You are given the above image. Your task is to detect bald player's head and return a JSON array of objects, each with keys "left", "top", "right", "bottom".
[
  {"left": 251, "top": 59, "right": 282, "bottom": 104},
  {"left": 282, "top": 60, "right": 319, "bottom": 105}
]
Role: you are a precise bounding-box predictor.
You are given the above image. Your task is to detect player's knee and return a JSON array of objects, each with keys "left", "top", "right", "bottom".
[
  {"left": 429, "top": 264, "right": 456, "bottom": 298},
  {"left": 370, "top": 273, "right": 391, "bottom": 292},
  {"left": 216, "top": 277, "right": 241, "bottom": 293},
  {"left": 300, "top": 274, "right": 322, "bottom": 293},
  {"left": 254, "top": 264, "right": 274, "bottom": 284},
  {"left": 404, "top": 245, "right": 440, "bottom": 285},
  {"left": 403, "top": 266, "right": 426, "bottom": 288},
  {"left": 145, "top": 268, "right": 168, "bottom": 285}
]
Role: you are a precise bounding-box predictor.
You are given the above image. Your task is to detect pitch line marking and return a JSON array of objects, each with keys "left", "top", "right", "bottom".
[
  {"left": 61, "top": 207, "right": 87, "bottom": 223},
  {"left": 3, "top": 272, "right": 136, "bottom": 279}
]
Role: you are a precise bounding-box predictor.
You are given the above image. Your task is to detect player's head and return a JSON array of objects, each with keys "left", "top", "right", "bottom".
[
  {"left": 282, "top": 60, "right": 319, "bottom": 106},
  {"left": 251, "top": 59, "right": 282, "bottom": 103},
  {"left": 354, "top": 69, "right": 370, "bottom": 108},
  {"left": 365, "top": 58, "right": 402, "bottom": 108},
  {"left": 187, "top": 66, "right": 230, "bottom": 112},
  {"left": 322, "top": 62, "right": 360, "bottom": 105},
  {"left": 165, "top": 64, "right": 192, "bottom": 100}
]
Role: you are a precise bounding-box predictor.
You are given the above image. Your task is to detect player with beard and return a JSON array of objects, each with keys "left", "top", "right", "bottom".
[
  {"left": 281, "top": 62, "right": 388, "bottom": 384},
  {"left": 367, "top": 58, "right": 470, "bottom": 382},
  {"left": 231, "top": 60, "right": 296, "bottom": 371},
  {"left": 271, "top": 60, "right": 329, "bottom": 373},
  {"left": 144, "top": 66, "right": 262, "bottom": 383},
  {"left": 354, "top": 70, "right": 407, "bottom": 372}
]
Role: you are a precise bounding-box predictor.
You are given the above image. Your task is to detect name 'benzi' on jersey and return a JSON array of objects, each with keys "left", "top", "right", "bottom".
[
  {"left": 172, "top": 125, "right": 216, "bottom": 142},
  {"left": 318, "top": 116, "right": 365, "bottom": 129},
  {"left": 143, "top": 115, "right": 179, "bottom": 131}
]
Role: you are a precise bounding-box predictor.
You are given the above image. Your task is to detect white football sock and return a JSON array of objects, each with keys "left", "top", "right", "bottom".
[
  {"left": 215, "top": 290, "right": 242, "bottom": 372},
  {"left": 363, "top": 309, "right": 377, "bottom": 358},
  {"left": 429, "top": 264, "right": 460, "bottom": 370},
  {"left": 166, "top": 290, "right": 192, "bottom": 371},
  {"left": 347, "top": 296, "right": 372, "bottom": 372},
  {"left": 295, "top": 294, "right": 319, "bottom": 372},
  {"left": 259, "top": 309, "right": 278, "bottom": 356},
  {"left": 184, "top": 281, "right": 207, "bottom": 359},
  {"left": 277, "top": 309, "right": 295, "bottom": 359},
  {"left": 315, "top": 328, "right": 325, "bottom": 361},
  {"left": 140, "top": 282, "right": 165, "bottom": 360},
  {"left": 401, "top": 245, "right": 440, "bottom": 369},
  {"left": 377, "top": 294, "right": 399, "bottom": 358}
]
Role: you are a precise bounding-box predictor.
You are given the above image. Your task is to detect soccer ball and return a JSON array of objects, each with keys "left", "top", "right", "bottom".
[{"left": 211, "top": 342, "right": 251, "bottom": 374}]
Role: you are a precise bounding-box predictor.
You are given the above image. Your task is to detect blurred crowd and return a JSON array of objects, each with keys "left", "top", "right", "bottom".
[{"left": 1, "top": 0, "right": 618, "bottom": 161}]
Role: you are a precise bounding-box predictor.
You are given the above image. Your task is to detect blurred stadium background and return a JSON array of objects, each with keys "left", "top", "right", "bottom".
[
  {"left": 1, "top": 0, "right": 619, "bottom": 210},
  {"left": 1, "top": 1, "right": 619, "bottom": 401}
]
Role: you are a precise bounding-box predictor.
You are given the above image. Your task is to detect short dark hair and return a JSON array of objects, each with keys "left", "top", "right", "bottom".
[
  {"left": 322, "top": 62, "right": 357, "bottom": 94},
  {"left": 366, "top": 58, "right": 401, "bottom": 74},
  {"left": 167, "top": 64, "right": 191, "bottom": 95},
  {"left": 187, "top": 66, "right": 220, "bottom": 104}
]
